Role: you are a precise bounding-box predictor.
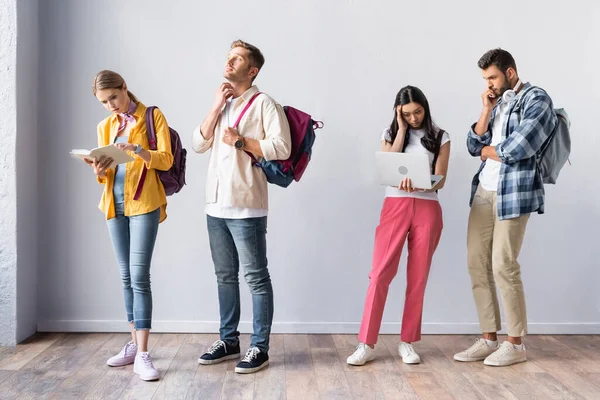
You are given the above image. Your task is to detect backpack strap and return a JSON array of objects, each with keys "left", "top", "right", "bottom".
[
  {"left": 133, "top": 106, "right": 158, "bottom": 201},
  {"left": 504, "top": 85, "right": 540, "bottom": 138},
  {"left": 231, "top": 91, "right": 262, "bottom": 165},
  {"left": 232, "top": 92, "right": 261, "bottom": 129}
]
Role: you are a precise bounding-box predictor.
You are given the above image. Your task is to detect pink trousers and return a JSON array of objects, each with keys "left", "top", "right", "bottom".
[{"left": 358, "top": 197, "right": 443, "bottom": 344}]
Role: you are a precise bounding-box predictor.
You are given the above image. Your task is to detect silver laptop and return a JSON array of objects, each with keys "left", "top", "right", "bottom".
[{"left": 375, "top": 151, "right": 444, "bottom": 190}]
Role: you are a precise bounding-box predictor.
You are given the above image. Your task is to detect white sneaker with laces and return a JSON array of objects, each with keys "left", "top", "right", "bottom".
[
  {"left": 133, "top": 352, "right": 160, "bottom": 381},
  {"left": 454, "top": 338, "right": 498, "bottom": 362},
  {"left": 484, "top": 341, "right": 527, "bottom": 367},
  {"left": 346, "top": 343, "right": 376, "bottom": 366},
  {"left": 106, "top": 341, "right": 137, "bottom": 367},
  {"left": 398, "top": 342, "right": 421, "bottom": 364}
]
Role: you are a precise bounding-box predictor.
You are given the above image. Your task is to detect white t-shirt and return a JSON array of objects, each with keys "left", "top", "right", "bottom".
[
  {"left": 205, "top": 97, "right": 268, "bottom": 219},
  {"left": 381, "top": 128, "right": 450, "bottom": 201},
  {"left": 478, "top": 101, "right": 509, "bottom": 192},
  {"left": 479, "top": 90, "right": 525, "bottom": 191}
]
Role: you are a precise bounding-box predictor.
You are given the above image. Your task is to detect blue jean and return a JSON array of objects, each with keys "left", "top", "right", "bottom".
[
  {"left": 107, "top": 203, "right": 160, "bottom": 330},
  {"left": 207, "top": 215, "right": 273, "bottom": 352}
]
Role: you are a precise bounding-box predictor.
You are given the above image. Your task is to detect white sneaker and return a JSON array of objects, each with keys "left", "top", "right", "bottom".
[
  {"left": 133, "top": 352, "right": 160, "bottom": 381},
  {"left": 484, "top": 341, "right": 527, "bottom": 367},
  {"left": 398, "top": 342, "right": 421, "bottom": 364},
  {"left": 347, "top": 343, "right": 376, "bottom": 366},
  {"left": 454, "top": 338, "right": 498, "bottom": 362},
  {"left": 106, "top": 341, "right": 137, "bottom": 367}
]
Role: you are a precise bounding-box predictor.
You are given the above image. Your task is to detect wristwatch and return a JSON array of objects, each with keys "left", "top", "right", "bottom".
[
  {"left": 234, "top": 137, "right": 245, "bottom": 150},
  {"left": 134, "top": 144, "right": 142, "bottom": 154}
]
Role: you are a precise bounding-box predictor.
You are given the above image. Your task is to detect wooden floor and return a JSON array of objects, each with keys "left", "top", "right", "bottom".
[{"left": 0, "top": 333, "right": 599, "bottom": 399}]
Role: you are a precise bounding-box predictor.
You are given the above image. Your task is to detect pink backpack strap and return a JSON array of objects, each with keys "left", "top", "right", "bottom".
[
  {"left": 232, "top": 91, "right": 262, "bottom": 129},
  {"left": 231, "top": 91, "right": 262, "bottom": 164}
]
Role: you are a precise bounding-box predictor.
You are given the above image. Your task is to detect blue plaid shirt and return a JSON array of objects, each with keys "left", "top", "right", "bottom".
[{"left": 467, "top": 83, "right": 558, "bottom": 220}]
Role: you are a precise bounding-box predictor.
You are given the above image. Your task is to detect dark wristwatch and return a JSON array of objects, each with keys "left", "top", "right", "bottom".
[{"left": 234, "top": 137, "right": 245, "bottom": 150}]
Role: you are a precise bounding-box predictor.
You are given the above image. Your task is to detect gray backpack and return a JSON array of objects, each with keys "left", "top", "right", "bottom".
[{"left": 510, "top": 86, "right": 571, "bottom": 184}]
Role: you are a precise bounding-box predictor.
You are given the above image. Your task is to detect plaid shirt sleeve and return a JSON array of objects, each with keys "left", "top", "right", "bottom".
[
  {"left": 466, "top": 123, "right": 492, "bottom": 156},
  {"left": 495, "top": 88, "right": 557, "bottom": 164}
]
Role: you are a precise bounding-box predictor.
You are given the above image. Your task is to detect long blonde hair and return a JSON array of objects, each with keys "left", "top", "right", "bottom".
[{"left": 92, "top": 70, "right": 138, "bottom": 103}]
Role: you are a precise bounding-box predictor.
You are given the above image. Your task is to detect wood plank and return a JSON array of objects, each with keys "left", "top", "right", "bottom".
[
  {"left": 555, "top": 335, "right": 600, "bottom": 364},
  {"left": 83, "top": 368, "right": 133, "bottom": 400},
  {"left": 186, "top": 333, "right": 236, "bottom": 400},
  {"left": 1, "top": 370, "right": 46, "bottom": 399},
  {"left": 0, "top": 333, "right": 64, "bottom": 370},
  {"left": 311, "top": 348, "right": 352, "bottom": 399},
  {"left": 283, "top": 333, "right": 319, "bottom": 399},
  {"left": 371, "top": 369, "right": 420, "bottom": 400},
  {"left": 461, "top": 371, "right": 518, "bottom": 400},
  {"left": 285, "top": 370, "right": 320, "bottom": 400},
  {"left": 254, "top": 334, "right": 286, "bottom": 400},
  {"left": 404, "top": 372, "right": 455, "bottom": 400},
  {"left": 431, "top": 371, "right": 485, "bottom": 400},
  {"left": 219, "top": 370, "right": 255, "bottom": 400},
  {"left": 308, "top": 334, "right": 335, "bottom": 349},
  {"left": 154, "top": 333, "right": 188, "bottom": 348},
  {"left": 345, "top": 370, "right": 386, "bottom": 399},
  {"left": 283, "top": 334, "right": 313, "bottom": 372},
  {"left": 151, "top": 343, "right": 198, "bottom": 400},
  {"left": 49, "top": 334, "right": 120, "bottom": 400},
  {"left": 186, "top": 360, "right": 230, "bottom": 400},
  {"left": 526, "top": 335, "right": 600, "bottom": 398},
  {"left": 521, "top": 372, "right": 582, "bottom": 400},
  {"left": 0, "top": 369, "right": 15, "bottom": 385}
]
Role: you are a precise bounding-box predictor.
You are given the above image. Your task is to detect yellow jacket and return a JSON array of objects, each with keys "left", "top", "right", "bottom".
[{"left": 96, "top": 102, "right": 173, "bottom": 222}]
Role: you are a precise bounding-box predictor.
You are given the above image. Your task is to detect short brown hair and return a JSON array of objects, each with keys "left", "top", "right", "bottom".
[
  {"left": 231, "top": 40, "right": 265, "bottom": 71},
  {"left": 477, "top": 48, "right": 517, "bottom": 74}
]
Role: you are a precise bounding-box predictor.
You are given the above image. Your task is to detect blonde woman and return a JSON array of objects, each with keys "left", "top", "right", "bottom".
[{"left": 89, "top": 70, "right": 173, "bottom": 381}]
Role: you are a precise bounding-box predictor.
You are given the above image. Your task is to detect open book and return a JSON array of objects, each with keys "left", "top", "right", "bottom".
[{"left": 70, "top": 144, "right": 134, "bottom": 169}]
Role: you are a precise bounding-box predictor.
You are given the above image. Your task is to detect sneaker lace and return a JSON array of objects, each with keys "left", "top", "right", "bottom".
[
  {"left": 139, "top": 352, "right": 154, "bottom": 368},
  {"left": 122, "top": 341, "right": 136, "bottom": 357},
  {"left": 242, "top": 347, "right": 261, "bottom": 363},
  {"left": 403, "top": 343, "right": 416, "bottom": 356},
  {"left": 207, "top": 340, "right": 226, "bottom": 355},
  {"left": 354, "top": 343, "right": 369, "bottom": 356},
  {"left": 468, "top": 338, "right": 487, "bottom": 353},
  {"left": 495, "top": 343, "right": 514, "bottom": 357}
]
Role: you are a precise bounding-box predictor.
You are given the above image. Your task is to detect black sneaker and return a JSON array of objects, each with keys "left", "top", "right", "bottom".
[
  {"left": 198, "top": 340, "right": 241, "bottom": 365},
  {"left": 235, "top": 347, "right": 269, "bottom": 374}
]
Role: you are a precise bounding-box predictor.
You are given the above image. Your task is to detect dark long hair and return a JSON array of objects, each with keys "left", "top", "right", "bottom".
[{"left": 387, "top": 86, "right": 442, "bottom": 157}]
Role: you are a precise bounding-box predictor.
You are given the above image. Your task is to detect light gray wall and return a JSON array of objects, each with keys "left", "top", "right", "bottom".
[
  {"left": 37, "top": 0, "right": 600, "bottom": 334},
  {"left": 0, "top": 0, "right": 18, "bottom": 346},
  {"left": 16, "top": 0, "right": 39, "bottom": 342}
]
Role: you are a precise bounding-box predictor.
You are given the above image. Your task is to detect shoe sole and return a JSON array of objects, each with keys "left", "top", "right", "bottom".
[
  {"left": 483, "top": 358, "right": 527, "bottom": 367},
  {"left": 133, "top": 367, "right": 160, "bottom": 381},
  {"left": 401, "top": 358, "right": 421, "bottom": 364},
  {"left": 453, "top": 355, "right": 489, "bottom": 362},
  {"left": 198, "top": 353, "right": 240, "bottom": 365},
  {"left": 235, "top": 360, "right": 269, "bottom": 374},
  {"left": 107, "top": 358, "right": 136, "bottom": 367},
  {"left": 347, "top": 358, "right": 375, "bottom": 366},
  {"left": 136, "top": 373, "right": 160, "bottom": 381}
]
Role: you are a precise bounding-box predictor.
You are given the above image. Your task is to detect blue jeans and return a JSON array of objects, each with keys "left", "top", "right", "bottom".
[
  {"left": 107, "top": 203, "right": 160, "bottom": 330},
  {"left": 207, "top": 215, "right": 273, "bottom": 352}
]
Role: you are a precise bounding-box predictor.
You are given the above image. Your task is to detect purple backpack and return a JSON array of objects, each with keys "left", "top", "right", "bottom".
[
  {"left": 134, "top": 106, "right": 187, "bottom": 200},
  {"left": 236, "top": 92, "right": 323, "bottom": 188}
]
